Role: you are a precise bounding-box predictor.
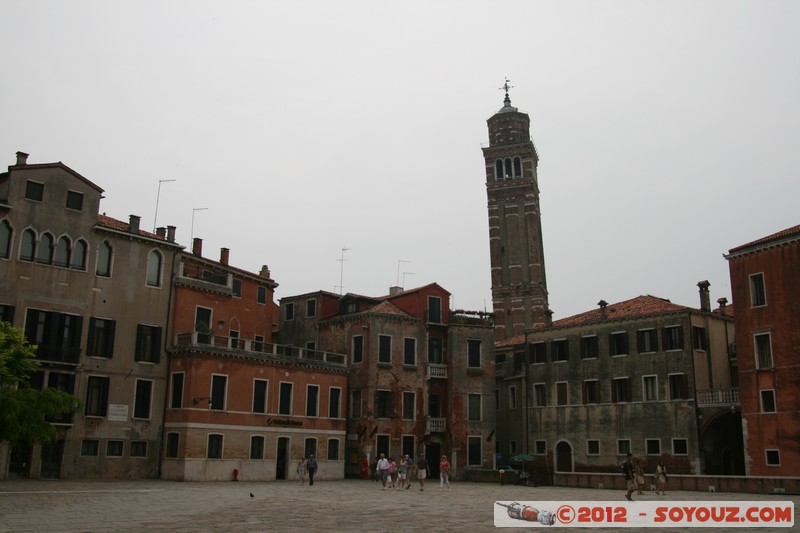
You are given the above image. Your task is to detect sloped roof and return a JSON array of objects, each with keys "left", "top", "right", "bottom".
[
  {"left": 727, "top": 224, "right": 800, "bottom": 256},
  {"left": 361, "top": 300, "right": 414, "bottom": 319},
  {"left": 96, "top": 214, "right": 163, "bottom": 240}
]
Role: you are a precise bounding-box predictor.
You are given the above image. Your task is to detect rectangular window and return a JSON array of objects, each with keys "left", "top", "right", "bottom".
[
  {"left": 646, "top": 438, "right": 661, "bottom": 455},
  {"left": 429, "top": 393, "right": 441, "bottom": 417},
  {"left": 86, "top": 318, "right": 116, "bottom": 358},
  {"left": 582, "top": 380, "right": 598, "bottom": 404},
  {"left": 352, "top": 335, "right": 364, "bottom": 364},
  {"left": 612, "top": 378, "right": 631, "bottom": 403},
  {"left": 750, "top": 273, "right": 767, "bottom": 307},
  {"left": 754, "top": 332, "right": 773, "bottom": 369},
  {"left": 250, "top": 436, "right": 265, "bottom": 459},
  {"left": 130, "top": 441, "right": 147, "bottom": 458},
  {"left": 135, "top": 324, "right": 162, "bottom": 363},
  {"left": 402, "top": 391, "right": 415, "bottom": 420},
  {"left": 609, "top": 331, "right": 629, "bottom": 356},
  {"left": 693, "top": 326, "right": 707, "bottom": 351},
  {"left": 253, "top": 334, "right": 264, "bottom": 352},
  {"left": 306, "top": 299, "right": 316, "bottom": 317},
  {"left": 428, "top": 337, "right": 443, "bottom": 364},
  {"left": 327, "top": 438, "right": 340, "bottom": 461},
  {"left": 253, "top": 379, "right": 268, "bottom": 414},
  {"left": 106, "top": 440, "right": 124, "bottom": 457},
  {"left": 556, "top": 382, "right": 568, "bottom": 406},
  {"left": 535, "top": 441, "right": 546, "bottom": 455},
  {"left": 552, "top": 339, "right": 569, "bottom": 362},
  {"left": 329, "top": 387, "right": 341, "bottom": 418},
  {"left": 306, "top": 385, "right": 319, "bottom": 417},
  {"left": 760, "top": 389, "right": 776, "bottom": 413},
  {"left": 207, "top": 434, "right": 223, "bottom": 459},
  {"left": 643, "top": 375, "right": 658, "bottom": 401},
  {"left": 617, "top": 439, "right": 631, "bottom": 455},
  {"left": 379, "top": 335, "right": 391, "bottom": 363},
  {"left": 529, "top": 341, "right": 546, "bottom": 364},
  {"left": 165, "top": 433, "right": 179, "bottom": 458},
  {"left": 85, "top": 375, "right": 110, "bottom": 417},
  {"left": 637, "top": 329, "right": 658, "bottom": 353},
  {"left": 672, "top": 438, "right": 688, "bottom": 456},
  {"left": 304, "top": 438, "right": 317, "bottom": 459},
  {"left": 375, "top": 390, "right": 393, "bottom": 418},
  {"left": 350, "top": 390, "right": 362, "bottom": 419},
  {"left": 428, "top": 296, "right": 442, "bottom": 323},
  {"left": 257, "top": 286, "right": 267, "bottom": 304},
  {"left": 81, "top": 439, "right": 99, "bottom": 456},
  {"left": 587, "top": 440, "right": 600, "bottom": 455},
  {"left": 765, "top": 449, "right": 780, "bottom": 466},
  {"left": 170, "top": 372, "right": 184, "bottom": 409},
  {"left": 580, "top": 336, "right": 598, "bottom": 359},
  {"left": 133, "top": 379, "right": 153, "bottom": 419},
  {"left": 232, "top": 279, "right": 242, "bottom": 297},
  {"left": 468, "top": 436, "right": 482, "bottom": 466},
  {"left": 533, "top": 383, "right": 547, "bottom": 407},
  {"left": 279, "top": 382, "right": 293, "bottom": 415},
  {"left": 25, "top": 180, "right": 44, "bottom": 201},
  {"left": 668, "top": 373, "right": 689, "bottom": 400},
  {"left": 663, "top": 325, "right": 683, "bottom": 351},
  {"left": 403, "top": 337, "right": 416, "bottom": 365},
  {"left": 24, "top": 309, "right": 82, "bottom": 363},
  {"left": 66, "top": 190, "right": 84, "bottom": 211},
  {"left": 510, "top": 441, "right": 517, "bottom": 454},
  {"left": 467, "top": 339, "right": 481, "bottom": 367},
  {"left": 285, "top": 303, "right": 295, "bottom": 321},
  {"left": 210, "top": 375, "right": 227, "bottom": 411},
  {"left": 508, "top": 385, "right": 517, "bottom": 409},
  {"left": 468, "top": 394, "right": 481, "bottom": 421}
]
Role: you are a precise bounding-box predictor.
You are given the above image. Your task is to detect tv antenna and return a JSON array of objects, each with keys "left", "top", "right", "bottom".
[{"left": 335, "top": 248, "right": 350, "bottom": 295}]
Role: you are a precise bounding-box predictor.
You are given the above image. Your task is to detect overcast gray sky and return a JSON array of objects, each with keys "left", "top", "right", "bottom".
[{"left": 2, "top": 1, "right": 798, "bottom": 319}]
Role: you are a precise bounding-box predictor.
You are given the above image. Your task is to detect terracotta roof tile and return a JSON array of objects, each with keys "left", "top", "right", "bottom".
[
  {"left": 728, "top": 224, "right": 800, "bottom": 254},
  {"left": 549, "top": 295, "right": 688, "bottom": 328},
  {"left": 97, "top": 214, "right": 162, "bottom": 240}
]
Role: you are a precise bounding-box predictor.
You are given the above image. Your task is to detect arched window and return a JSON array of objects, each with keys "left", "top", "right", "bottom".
[
  {"left": 146, "top": 250, "right": 163, "bottom": 287},
  {"left": 71, "top": 239, "right": 87, "bottom": 270},
  {"left": 514, "top": 157, "right": 522, "bottom": 177},
  {"left": 54, "top": 236, "right": 71, "bottom": 267},
  {"left": 20, "top": 229, "right": 36, "bottom": 261},
  {"left": 504, "top": 158, "right": 513, "bottom": 179},
  {"left": 495, "top": 160, "right": 503, "bottom": 181},
  {"left": 36, "top": 232, "right": 54, "bottom": 264},
  {"left": 0, "top": 220, "right": 11, "bottom": 259},
  {"left": 96, "top": 240, "right": 112, "bottom": 277}
]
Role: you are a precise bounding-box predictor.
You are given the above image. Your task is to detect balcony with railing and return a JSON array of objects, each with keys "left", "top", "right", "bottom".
[
  {"left": 175, "top": 262, "right": 233, "bottom": 294},
  {"left": 427, "top": 363, "right": 447, "bottom": 379},
  {"left": 173, "top": 332, "right": 347, "bottom": 367},
  {"left": 696, "top": 387, "right": 740, "bottom": 407},
  {"left": 426, "top": 417, "right": 446, "bottom": 433}
]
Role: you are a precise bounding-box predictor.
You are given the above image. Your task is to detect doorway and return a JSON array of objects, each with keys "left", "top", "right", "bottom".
[
  {"left": 555, "top": 441, "right": 573, "bottom": 472},
  {"left": 40, "top": 440, "right": 64, "bottom": 479},
  {"left": 426, "top": 442, "right": 441, "bottom": 479},
  {"left": 276, "top": 437, "right": 289, "bottom": 480}
]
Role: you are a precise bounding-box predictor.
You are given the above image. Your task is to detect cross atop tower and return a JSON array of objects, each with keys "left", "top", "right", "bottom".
[{"left": 500, "top": 78, "right": 513, "bottom": 107}]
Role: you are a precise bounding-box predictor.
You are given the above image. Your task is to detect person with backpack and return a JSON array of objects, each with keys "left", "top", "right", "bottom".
[{"left": 622, "top": 453, "right": 635, "bottom": 501}]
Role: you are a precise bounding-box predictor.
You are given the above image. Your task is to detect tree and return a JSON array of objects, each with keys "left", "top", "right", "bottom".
[{"left": 0, "top": 321, "right": 81, "bottom": 446}]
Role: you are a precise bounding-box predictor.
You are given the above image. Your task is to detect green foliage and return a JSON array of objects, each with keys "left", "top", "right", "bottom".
[{"left": 0, "top": 321, "right": 82, "bottom": 446}]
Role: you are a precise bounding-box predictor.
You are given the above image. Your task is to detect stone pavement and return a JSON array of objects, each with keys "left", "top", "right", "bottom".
[{"left": 0, "top": 478, "right": 797, "bottom": 533}]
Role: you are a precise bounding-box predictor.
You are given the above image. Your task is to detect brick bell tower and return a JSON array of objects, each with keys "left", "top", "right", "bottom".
[{"left": 482, "top": 80, "right": 550, "bottom": 341}]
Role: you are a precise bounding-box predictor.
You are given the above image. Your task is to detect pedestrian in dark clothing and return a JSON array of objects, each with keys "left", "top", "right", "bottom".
[
  {"left": 307, "top": 454, "right": 318, "bottom": 486},
  {"left": 622, "top": 453, "right": 635, "bottom": 501}
]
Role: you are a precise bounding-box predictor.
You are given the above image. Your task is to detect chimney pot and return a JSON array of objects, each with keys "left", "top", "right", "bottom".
[
  {"left": 156, "top": 227, "right": 166, "bottom": 239},
  {"left": 167, "top": 225, "right": 176, "bottom": 243},
  {"left": 220, "top": 247, "right": 229, "bottom": 265},
  {"left": 192, "top": 238, "right": 203, "bottom": 256},
  {"left": 698, "top": 280, "right": 711, "bottom": 312},
  {"left": 259, "top": 265, "right": 271, "bottom": 278},
  {"left": 129, "top": 215, "right": 141, "bottom": 234},
  {"left": 15, "top": 151, "right": 29, "bottom": 166}
]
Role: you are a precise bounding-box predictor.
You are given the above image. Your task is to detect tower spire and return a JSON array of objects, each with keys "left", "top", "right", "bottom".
[{"left": 500, "top": 78, "right": 513, "bottom": 107}]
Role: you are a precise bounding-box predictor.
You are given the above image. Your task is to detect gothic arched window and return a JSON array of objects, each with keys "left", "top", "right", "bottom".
[
  {"left": 504, "top": 158, "right": 513, "bottom": 179},
  {"left": 0, "top": 220, "right": 11, "bottom": 259},
  {"left": 514, "top": 157, "right": 522, "bottom": 177},
  {"left": 71, "top": 239, "right": 87, "bottom": 270},
  {"left": 55, "top": 236, "right": 71, "bottom": 267},
  {"left": 146, "top": 250, "right": 163, "bottom": 287},
  {"left": 20, "top": 229, "right": 36, "bottom": 261},
  {"left": 36, "top": 232, "right": 54, "bottom": 264},
  {"left": 96, "top": 240, "right": 112, "bottom": 277}
]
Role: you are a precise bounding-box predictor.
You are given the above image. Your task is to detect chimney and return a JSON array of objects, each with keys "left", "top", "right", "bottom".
[
  {"left": 166, "top": 225, "right": 176, "bottom": 243},
  {"left": 15, "top": 151, "right": 29, "bottom": 166},
  {"left": 259, "top": 265, "right": 271, "bottom": 279},
  {"left": 220, "top": 247, "right": 229, "bottom": 266},
  {"left": 156, "top": 227, "right": 166, "bottom": 240},
  {"left": 598, "top": 300, "right": 608, "bottom": 319},
  {"left": 717, "top": 297, "right": 729, "bottom": 316},
  {"left": 698, "top": 280, "right": 711, "bottom": 312},
  {"left": 192, "top": 237, "right": 203, "bottom": 256},
  {"left": 545, "top": 308, "right": 554, "bottom": 327},
  {"left": 389, "top": 286, "right": 403, "bottom": 295},
  {"left": 129, "top": 215, "right": 141, "bottom": 234}
]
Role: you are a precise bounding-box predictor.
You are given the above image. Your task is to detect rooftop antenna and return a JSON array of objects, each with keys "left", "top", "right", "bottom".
[
  {"left": 402, "top": 271, "right": 414, "bottom": 289},
  {"left": 335, "top": 247, "right": 350, "bottom": 295},
  {"left": 396, "top": 259, "right": 410, "bottom": 286},
  {"left": 153, "top": 179, "right": 176, "bottom": 232}
]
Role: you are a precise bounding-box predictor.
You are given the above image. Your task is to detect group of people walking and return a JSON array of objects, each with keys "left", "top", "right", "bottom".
[
  {"left": 372, "top": 453, "right": 452, "bottom": 492},
  {"left": 622, "top": 453, "right": 668, "bottom": 501},
  {"left": 295, "top": 454, "right": 318, "bottom": 486}
]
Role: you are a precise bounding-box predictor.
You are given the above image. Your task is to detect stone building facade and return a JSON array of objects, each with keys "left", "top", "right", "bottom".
[
  {"left": 0, "top": 151, "right": 181, "bottom": 479},
  {"left": 277, "top": 284, "right": 496, "bottom": 480},
  {"left": 494, "top": 285, "right": 740, "bottom": 483},
  {"left": 726, "top": 224, "right": 800, "bottom": 477}
]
